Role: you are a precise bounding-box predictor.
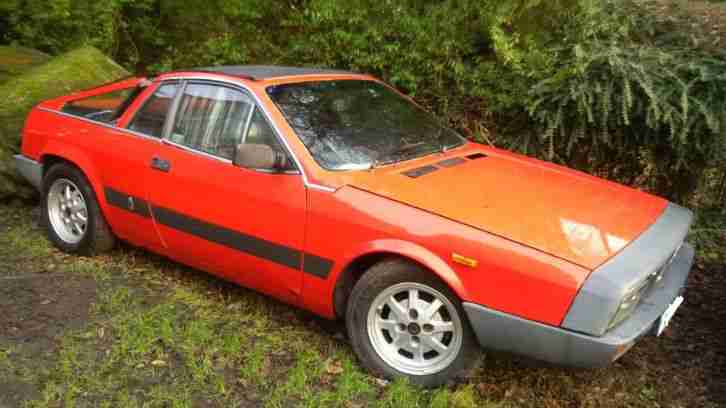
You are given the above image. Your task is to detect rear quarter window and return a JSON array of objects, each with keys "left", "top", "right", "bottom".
[{"left": 61, "top": 87, "right": 141, "bottom": 124}]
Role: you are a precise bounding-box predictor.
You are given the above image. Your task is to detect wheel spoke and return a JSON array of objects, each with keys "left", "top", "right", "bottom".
[
  {"left": 422, "top": 336, "right": 448, "bottom": 354},
  {"left": 386, "top": 296, "right": 409, "bottom": 323},
  {"left": 409, "top": 288, "right": 423, "bottom": 312},
  {"left": 393, "top": 332, "right": 411, "bottom": 349},
  {"left": 412, "top": 344, "right": 425, "bottom": 362},
  {"left": 377, "top": 318, "right": 399, "bottom": 332},
  {"left": 430, "top": 321, "right": 454, "bottom": 334},
  {"left": 421, "top": 298, "right": 443, "bottom": 322},
  {"left": 76, "top": 212, "right": 87, "bottom": 222}
]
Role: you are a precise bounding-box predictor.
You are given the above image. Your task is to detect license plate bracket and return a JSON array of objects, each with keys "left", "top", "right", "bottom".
[{"left": 656, "top": 296, "right": 684, "bottom": 336}]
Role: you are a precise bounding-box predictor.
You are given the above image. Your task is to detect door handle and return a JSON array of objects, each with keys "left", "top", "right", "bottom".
[{"left": 150, "top": 157, "right": 171, "bottom": 172}]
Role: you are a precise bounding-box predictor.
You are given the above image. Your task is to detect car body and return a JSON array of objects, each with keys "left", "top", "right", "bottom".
[{"left": 15, "top": 66, "right": 694, "bottom": 385}]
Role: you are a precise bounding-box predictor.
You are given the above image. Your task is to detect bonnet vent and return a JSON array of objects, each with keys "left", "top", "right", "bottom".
[
  {"left": 436, "top": 157, "right": 467, "bottom": 168},
  {"left": 402, "top": 165, "right": 439, "bottom": 178},
  {"left": 465, "top": 153, "right": 487, "bottom": 160}
]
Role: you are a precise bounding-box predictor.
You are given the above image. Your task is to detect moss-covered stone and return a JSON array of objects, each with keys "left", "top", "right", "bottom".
[
  {"left": 0, "top": 46, "right": 50, "bottom": 84},
  {"left": 0, "top": 46, "right": 129, "bottom": 201}
]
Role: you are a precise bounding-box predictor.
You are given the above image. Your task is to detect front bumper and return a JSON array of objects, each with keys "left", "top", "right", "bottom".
[
  {"left": 14, "top": 155, "right": 42, "bottom": 191},
  {"left": 463, "top": 242, "right": 694, "bottom": 367}
]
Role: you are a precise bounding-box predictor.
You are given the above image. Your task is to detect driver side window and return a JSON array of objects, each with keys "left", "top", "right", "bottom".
[
  {"left": 170, "top": 83, "right": 253, "bottom": 160},
  {"left": 167, "top": 82, "right": 294, "bottom": 170}
]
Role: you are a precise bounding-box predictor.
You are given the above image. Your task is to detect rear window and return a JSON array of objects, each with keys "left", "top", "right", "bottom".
[{"left": 61, "top": 87, "right": 143, "bottom": 124}]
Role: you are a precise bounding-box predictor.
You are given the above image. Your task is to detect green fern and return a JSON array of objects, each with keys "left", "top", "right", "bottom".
[{"left": 526, "top": 41, "right": 726, "bottom": 201}]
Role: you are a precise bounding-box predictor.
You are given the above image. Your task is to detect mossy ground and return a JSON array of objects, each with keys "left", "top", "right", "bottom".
[
  {"left": 0, "top": 46, "right": 129, "bottom": 201},
  {"left": 0, "top": 46, "right": 49, "bottom": 85},
  {"left": 0, "top": 203, "right": 723, "bottom": 407}
]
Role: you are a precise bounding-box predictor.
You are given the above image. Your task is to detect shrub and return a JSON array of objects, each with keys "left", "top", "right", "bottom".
[
  {"left": 2, "top": 0, "right": 724, "bottom": 203},
  {"left": 526, "top": 44, "right": 726, "bottom": 201}
]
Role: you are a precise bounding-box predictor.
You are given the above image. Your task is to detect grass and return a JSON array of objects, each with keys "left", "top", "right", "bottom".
[{"left": 0, "top": 203, "right": 722, "bottom": 407}]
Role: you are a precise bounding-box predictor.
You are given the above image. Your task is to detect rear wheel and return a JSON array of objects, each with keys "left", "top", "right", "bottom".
[
  {"left": 346, "top": 259, "right": 479, "bottom": 387},
  {"left": 41, "top": 163, "right": 115, "bottom": 255}
]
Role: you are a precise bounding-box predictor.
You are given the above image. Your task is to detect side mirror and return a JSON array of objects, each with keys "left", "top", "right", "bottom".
[{"left": 234, "top": 143, "right": 287, "bottom": 171}]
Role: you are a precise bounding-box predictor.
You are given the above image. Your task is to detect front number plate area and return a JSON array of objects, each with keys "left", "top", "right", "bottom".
[{"left": 656, "top": 296, "right": 684, "bottom": 336}]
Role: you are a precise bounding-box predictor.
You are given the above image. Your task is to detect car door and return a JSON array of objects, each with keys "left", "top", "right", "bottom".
[
  {"left": 146, "top": 81, "right": 307, "bottom": 304},
  {"left": 74, "top": 82, "right": 178, "bottom": 252}
]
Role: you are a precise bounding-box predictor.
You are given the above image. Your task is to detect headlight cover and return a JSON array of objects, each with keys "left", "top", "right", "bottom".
[
  {"left": 608, "top": 243, "right": 682, "bottom": 331},
  {"left": 608, "top": 287, "right": 644, "bottom": 330},
  {"left": 608, "top": 267, "right": 662, "bottom": 330}
]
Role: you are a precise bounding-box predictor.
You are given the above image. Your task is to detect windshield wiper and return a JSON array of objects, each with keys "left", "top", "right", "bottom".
[
  {"left": 435, "top": 127, "right": 454, "bottom": 154},
  {"left": 372, "top": 141, "right": 427, "bottom": 168}
]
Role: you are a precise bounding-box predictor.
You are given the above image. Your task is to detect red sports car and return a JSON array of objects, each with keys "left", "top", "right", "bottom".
[{"left": 15, "top": 66, "right": 694, "bottom": 386}]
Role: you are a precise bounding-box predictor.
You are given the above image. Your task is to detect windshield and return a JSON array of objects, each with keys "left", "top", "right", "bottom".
[{"left": 266, "top": 80, "right": 465, "bottom": 170}]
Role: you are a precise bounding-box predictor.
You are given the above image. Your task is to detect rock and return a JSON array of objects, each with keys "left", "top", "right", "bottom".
[
  {"left": 0, "top": 46, "right": 50, "bottom": 84},
  {"left": 0, "top": 46, "right": 129, "bottom": 201}
]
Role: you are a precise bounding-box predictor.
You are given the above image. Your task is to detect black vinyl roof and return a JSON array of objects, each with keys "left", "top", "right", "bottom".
[{"left": 193, "top": 65, "right": 356, "bottom": 80}]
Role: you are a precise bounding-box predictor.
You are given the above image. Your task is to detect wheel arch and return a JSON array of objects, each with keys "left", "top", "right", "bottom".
[
  {"left": 39, "top": 145, "right": 108, "bottom": 216},
  {"left": 331, "top": 239, "right": 468, "bottom": 319}
]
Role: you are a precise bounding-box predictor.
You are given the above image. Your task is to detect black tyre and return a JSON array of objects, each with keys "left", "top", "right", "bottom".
[
  {"left": 41, "top": 162, "right": 115, "bottom": 255},
  {"left": 346, "top": 259, "right": 479, "bottom": 387}
]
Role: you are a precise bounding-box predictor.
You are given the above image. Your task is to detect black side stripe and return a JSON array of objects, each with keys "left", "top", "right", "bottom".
[
  {"left": 152, "top": 205, "right": 302, "bottom": 270},
  {"left": 104, "top": 187, "right": 334, "bottom": 278},
  {"left": 303, "top": 253, "right": 335, "bottom": 279},
  {"left": 104, "top": 187, "right": 151, "bottom": 218}
]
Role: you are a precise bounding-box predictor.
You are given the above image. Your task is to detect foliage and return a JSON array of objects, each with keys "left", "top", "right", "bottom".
[
  {"left": 527, "top": 44, "right": 726, "bottom": 200},
  {"left": 1, "top": 0, "right": 725, "bottom": 203}
]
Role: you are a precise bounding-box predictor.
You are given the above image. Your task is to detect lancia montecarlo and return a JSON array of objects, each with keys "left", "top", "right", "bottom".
[{"left": 14, "top": 66, "right": 694, "bottom": 386}]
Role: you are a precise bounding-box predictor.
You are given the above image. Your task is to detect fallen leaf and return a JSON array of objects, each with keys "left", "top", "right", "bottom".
[
  {"left": 326, "top": 359, "right": 343, "bottom": 375},
  {"left": 151, "top": 359, "right": 166, "bottom": 367},
  {"left": 40, "top": 299, "right": 51, "bottom": 305}
]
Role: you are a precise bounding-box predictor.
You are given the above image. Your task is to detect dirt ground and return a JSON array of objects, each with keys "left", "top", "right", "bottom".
[
  {"left": 0, "top": 274, "right": 96, "bottom": 406},
  {"left": 0, "top": 204, "right": 724, "bottom": 407}
]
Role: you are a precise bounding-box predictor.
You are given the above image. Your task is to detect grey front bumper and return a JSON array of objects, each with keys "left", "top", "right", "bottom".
[
  {"left": 463, "top": 242, "right": 694, "bottom": 368},
  {"left": 14, "top": 155, "right": 42, "bottom": 191}
]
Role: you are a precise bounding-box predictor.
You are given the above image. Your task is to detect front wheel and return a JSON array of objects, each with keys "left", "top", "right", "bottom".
[{"left": 346, "top": 259, "right": 479, "bottom": 387}]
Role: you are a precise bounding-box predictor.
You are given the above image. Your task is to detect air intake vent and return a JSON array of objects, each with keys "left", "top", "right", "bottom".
[
  {"left": 466, "top": 153, "right": 487, "bottom": 160},
  {"left": 436, "top": 157, "right": 466, "bottom": 168},
  {"left": 402, "top": 165, "right": 439, "bottom": 178}
]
